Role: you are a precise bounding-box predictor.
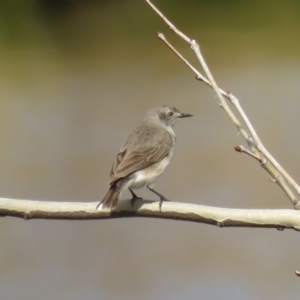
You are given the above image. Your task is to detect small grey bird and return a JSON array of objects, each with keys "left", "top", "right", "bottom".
[{"left": 97, "top": 105, "right": 192, "bottom": 211}]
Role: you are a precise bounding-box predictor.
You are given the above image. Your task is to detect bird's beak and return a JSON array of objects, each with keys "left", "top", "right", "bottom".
[{"left": 178, "top": 113, "right": 193, "bottom": 118}]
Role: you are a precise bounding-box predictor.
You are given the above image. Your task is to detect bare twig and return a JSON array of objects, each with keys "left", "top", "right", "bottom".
[
  {"left": 145, "top": 0, "right": 300, "bottom": 208},
  {"left": 1, "top": 197, "right": 300, "bottom": 230},
  {"left": 234, "top": 145, "right": 261, "bottom": 161}
]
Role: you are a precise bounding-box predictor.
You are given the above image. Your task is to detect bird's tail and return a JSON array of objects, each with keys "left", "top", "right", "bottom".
[{"left": 96, "top": 184, "right": 121, "bottom": 211}]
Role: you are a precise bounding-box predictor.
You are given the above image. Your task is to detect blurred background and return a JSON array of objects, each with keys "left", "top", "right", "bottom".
[{"left": 1, "top": 0, "right": 300, "bottom": 299}]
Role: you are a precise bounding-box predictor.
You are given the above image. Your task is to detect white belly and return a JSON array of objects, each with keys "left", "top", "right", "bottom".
[{"left": 122, "top": 152, "right": 174, "bottom": 192}]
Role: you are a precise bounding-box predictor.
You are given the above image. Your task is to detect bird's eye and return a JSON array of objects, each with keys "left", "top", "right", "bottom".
[{"left": 167, "top": 111, "right": 174, "bottom": 117}]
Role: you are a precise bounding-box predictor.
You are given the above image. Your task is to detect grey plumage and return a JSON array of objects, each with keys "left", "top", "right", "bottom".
[{"left": 97, "top": 105, "right": 192, "bottom": 210}]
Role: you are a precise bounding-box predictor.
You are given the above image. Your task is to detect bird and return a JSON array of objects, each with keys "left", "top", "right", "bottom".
[{"left": 96, "top": 105, "right": 192, "bottom": 211}]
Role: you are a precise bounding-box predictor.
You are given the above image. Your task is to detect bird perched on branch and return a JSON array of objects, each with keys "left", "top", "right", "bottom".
[{"left": 97, "top": 105, "right": 192, "bottom": 211}]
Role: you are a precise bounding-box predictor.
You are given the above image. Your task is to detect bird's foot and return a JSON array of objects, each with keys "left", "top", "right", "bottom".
[
  {"left": 159, "top": 197, "right": 171, "bottom": 211},
  {"left": 129, "top": 189, "right": 143, "bottom": 207}
]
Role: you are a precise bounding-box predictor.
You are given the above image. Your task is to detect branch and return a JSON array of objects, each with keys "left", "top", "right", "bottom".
[
  {"left": 145, "top": 0, "right": 300, "bottom": 209},
  {"left": 1, "top": 197, "right": 300, "bottom": 230}
]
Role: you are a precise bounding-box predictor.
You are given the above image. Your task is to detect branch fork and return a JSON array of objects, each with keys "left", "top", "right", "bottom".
[{"left": 145, "top": 0, "right": 300, "bottom": 209}]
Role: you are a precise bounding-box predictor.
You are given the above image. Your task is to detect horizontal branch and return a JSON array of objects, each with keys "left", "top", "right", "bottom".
[{"left": 0, "top": 197, "right": 300, "bottom": 231}]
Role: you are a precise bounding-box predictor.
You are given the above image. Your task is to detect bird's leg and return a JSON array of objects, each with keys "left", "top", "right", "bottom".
[
  {"left": 129, "top": 188, "right": 142, "bottom": 207},
  {"left": 147, "top": 184, "right": 170, "bottom": 210}
]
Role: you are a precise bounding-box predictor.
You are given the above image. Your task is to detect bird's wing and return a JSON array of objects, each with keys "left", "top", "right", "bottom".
[{"left": 109, "top": 127, "right": 173, "bottom": 184}]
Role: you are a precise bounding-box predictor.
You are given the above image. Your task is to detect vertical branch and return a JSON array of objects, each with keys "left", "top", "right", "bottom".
[{"left": 145, "top": 0, "right": 300, "bottom": 208}]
